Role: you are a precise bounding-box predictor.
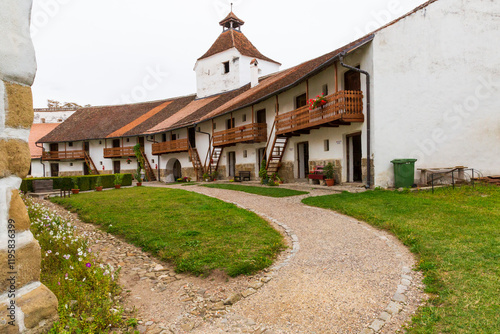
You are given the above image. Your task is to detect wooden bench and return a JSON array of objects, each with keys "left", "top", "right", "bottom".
[
  {"left": 308, "top": 166, "right": 325, "bottom": 180},
  {"left": 234, "top": 171, "right": 251, "bottom": 182}
]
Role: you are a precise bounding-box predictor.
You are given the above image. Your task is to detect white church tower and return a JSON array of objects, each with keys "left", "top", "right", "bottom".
[{"left": 194, "top": 11, "right": 281, "bottom": 98}]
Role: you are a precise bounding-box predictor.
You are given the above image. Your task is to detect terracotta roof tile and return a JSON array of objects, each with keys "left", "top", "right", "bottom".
[
  {"left": 29, "top": 123, "right": 60, "bottom": 158},
  {"left": 219, "top": 11, "right": 245, "bottom": 26},
  {"left": 198, "top": 29, "right": 281, "bottom": 65}
]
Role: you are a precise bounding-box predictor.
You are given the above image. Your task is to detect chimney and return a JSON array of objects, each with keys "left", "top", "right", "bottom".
[{"left": 250, "top": 58, "right": 259, "bottom": 88}]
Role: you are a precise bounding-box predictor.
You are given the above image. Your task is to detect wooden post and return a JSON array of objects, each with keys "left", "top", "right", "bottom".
[
  {"left": 275, "top": 95, "right": 279, "bottom": 115},
  {"left": 334, "top": 62, "right": 339, "bottom": 92},
  {"left": 251, "top": 105, "right": 254, "bottom": 123},
  {"left": 306, "top": 80, "right": 309, "bottom": 100}
]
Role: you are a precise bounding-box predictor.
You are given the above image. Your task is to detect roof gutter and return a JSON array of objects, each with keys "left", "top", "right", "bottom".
[
  {"left": 35, "top": 142, "right": 46, "bottom": 177},
  {"left": 339, "top": 52, "right": 372, "bottom": 189}
]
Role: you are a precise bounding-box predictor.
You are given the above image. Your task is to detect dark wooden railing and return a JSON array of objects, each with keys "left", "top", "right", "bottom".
[
  {"left": 103, "top": 147, "right": 135, "bottom": 158},
  {"left": 275, "top": 90, "right": 364, "bottom": 135},
  {"left": 213, "top": 123, "right": 267, "bottom": 147},
  {"left": 152, "top": 138, "right": 189, "bottom": 155},
  {"left": 42, "top": 150, "right": 86, "bottom": 160}
]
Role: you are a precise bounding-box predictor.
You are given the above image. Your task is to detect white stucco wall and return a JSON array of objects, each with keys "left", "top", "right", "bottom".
[
  {"left": 371, "top": 0, "right": 500, "bottom": 187},
  {"left": 33, "top": 110, "right": 76, "bottom": 124}
]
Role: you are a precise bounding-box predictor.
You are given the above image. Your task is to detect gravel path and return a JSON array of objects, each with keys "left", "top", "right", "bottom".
[{"left": 38, "top": 183, "right": 426, "bottom": 334}]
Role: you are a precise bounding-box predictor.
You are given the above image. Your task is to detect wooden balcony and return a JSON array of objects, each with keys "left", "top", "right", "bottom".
[
  {"left": 103, "top": 147, "right": 135, "bottom": 158},
  {"left": 213, "top": 123, "right": 267, "bottom": 147},
  {"left": 42, "top": 150, "right": 86, "bottom": 161},
  {"left": 276, "top": 90, "right": 364, "bottom": 136},
  {"left": 152, "top": 138, "right": 189, "bottom": 155}
]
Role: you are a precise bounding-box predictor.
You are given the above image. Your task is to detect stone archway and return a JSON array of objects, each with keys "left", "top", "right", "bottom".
[{"left": 165, "top": 158, "right": 182, "bottom": 182}]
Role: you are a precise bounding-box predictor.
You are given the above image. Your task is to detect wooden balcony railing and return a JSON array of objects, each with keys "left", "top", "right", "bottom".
[
  {"left": 103, "top": 147, "right": 135, "bottom": 158},
  {"left": 152, "top": 138, "right": 189, "bottom": 155},
  {"left": 275, "top": 90, "right": 364, "bottom": 135},
  {"left": 42, "top": 150, "right": 86, "bottom": 161},
  {"left": 213, "top": 123, "right": 267, "bottom": 147}
]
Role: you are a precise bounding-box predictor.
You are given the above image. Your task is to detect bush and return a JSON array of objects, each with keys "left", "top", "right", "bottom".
[{"left": 21, "top": 174, "right": 132, "bottom": 192}]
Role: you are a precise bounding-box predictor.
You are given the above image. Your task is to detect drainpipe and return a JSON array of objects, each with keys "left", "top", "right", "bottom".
[
  {"left": 340, "top": 52, "right": 372, "bottom": 189},
  {"left": 195, "top": 126, "right": 212, "bottom": 174},
  {"left": 36, "top": 142, "right": 46, "bottom": 177}
]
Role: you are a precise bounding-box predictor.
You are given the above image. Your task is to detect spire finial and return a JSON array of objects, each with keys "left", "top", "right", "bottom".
[{"left": 231, "top": 3, "right": 233, "bottom": 12}]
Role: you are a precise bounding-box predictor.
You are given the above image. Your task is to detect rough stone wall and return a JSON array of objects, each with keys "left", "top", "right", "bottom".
[
  {"left": 310, "top": 159, "right": 342, "bottom": 185},
  {"left": 362, "top": 158, "right": 374, "bottom": 186},
  {"left": 0, "top": 0, "right": 59, "bottom": 332},
  {"left": 235, "top": 163, "right": 256, "bottom": 180},
  {"left": 277, "top": 161, "right": 294, "bottom": 183}
]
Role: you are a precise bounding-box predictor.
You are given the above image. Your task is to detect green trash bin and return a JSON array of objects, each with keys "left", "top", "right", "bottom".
[{"left": 391, "top": 159, "right": 417, "bottom": 188}]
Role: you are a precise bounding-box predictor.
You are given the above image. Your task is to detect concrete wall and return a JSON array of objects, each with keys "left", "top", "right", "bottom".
[{"left": 0, "top": 0, "right": 59, "bottom": 332}]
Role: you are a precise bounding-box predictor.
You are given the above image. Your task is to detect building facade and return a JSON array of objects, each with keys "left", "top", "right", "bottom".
[{"left": 37, "top": 0, "right": 500, "bottom": 188}]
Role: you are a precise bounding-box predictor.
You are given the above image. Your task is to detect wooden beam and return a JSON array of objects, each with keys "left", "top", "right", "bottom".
[
  {"left": 275, "top": 95, "right": 279, "bottom": 115},
  {"left": 334, "top": 62, "right": 339, "bottom": 92},
  {"left": 251, "top": 105, "right": 254, "bottom": 123}
]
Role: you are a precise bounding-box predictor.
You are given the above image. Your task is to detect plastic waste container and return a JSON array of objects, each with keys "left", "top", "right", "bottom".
[{"left": 391, "top": 159, "right": 417, "bottom": 188}]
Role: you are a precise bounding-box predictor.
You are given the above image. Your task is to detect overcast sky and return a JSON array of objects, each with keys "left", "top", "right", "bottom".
[{"left": 30, "top": 0, "right": 426, "bottom": 108}]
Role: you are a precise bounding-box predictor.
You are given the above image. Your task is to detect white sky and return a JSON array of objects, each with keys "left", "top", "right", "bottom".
[{"left": 31, "top": 0, "right": 427, "bottom": 108}]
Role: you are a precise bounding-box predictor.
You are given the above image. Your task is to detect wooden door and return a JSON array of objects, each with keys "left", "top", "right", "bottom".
[
  {"left": 50, "top": 163, "right": 59, "bottom": 177},
  {"left": 226, "top": 118, "right": 235, "bottom": 130},
  {"left": 188, "top": 127, "right": 196, "bottom": 148},
  {"left": 83, "top": 161, "right": 89, "bottom": 175},
  {"left": 344, "top": 68, "right": 361, "bottom": 91},
  {"left": 297, "top": 142, "right": 309, "bottom": 178},
  {"left": 49, "top": 143, "right": 58, "bottom": 152},
  {"left": 84, "top": 142, "right": 90, "bottom": 152},
  {"left": 138, "top": 137, "right": 145, "bottom": 150},
  {"left": 173, "top": 160, "right": 182, "bottom": 179},
  {"left": 228, "top": 152, "right": 236, "bottom": 177},
  {"left": 112, "top": 139, "right": 120, "bottom": 148},
  {"left": 113, "top": 161, "right": 121, "bottom": 174},
  {"left": 346, "top": 133, "right": 362, "bottom": 182},
  {"left": 256, "top": 109, "right": 266, "bottom": 124},
  {"left": 295, "top": 93, "right": 307, "bottom": 108}
]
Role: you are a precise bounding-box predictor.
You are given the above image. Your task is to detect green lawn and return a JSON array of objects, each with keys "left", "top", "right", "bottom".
[
  {"left": 302, "top": 185, "right": 500, "bottom": 333},
  {"left": 52, "top": 187, "right": 284, "bottom": 277},
  {"left": 201, "top": 183, "right": 309, "bottom": 197}
]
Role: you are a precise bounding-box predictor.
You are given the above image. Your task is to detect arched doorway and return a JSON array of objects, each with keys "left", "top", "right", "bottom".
[{"left": 165, "top": 158, "right": 182, "bottom": 182}]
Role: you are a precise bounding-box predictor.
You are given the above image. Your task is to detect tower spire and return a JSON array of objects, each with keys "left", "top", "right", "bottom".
[{"left": 219, "top": 9, "right": 245, "bottom": 31}]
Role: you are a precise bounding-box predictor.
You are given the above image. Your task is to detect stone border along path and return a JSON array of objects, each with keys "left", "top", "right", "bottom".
[{"left": 37, "top": 184, "right": 426, "bottom": 334}]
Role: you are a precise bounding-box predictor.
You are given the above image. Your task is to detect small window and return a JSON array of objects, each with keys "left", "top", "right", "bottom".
[
  {"left": 213, "top": 123, "right": 217, "bottom": 130},
  {"left": 69, "top": 163, "right": 73, "bottom": 167},
  {"left": 162, "top": 133, "right": 167, "bottom": 142},
  {"left": 68, "top": 142, "right": 73, "bottom": 147},
  {"left": 126, "top": 138, "right": 130, "bottom": 143},
  {"left": 223, "top": 61, "right": 230, "bottom": 74},
  {"left": 152, "top": 159, "right": 155, "bottom": 164},
  {"left": 324, "top": 139, "right": 330, "bottom": 152},
  {"left": 171, "top": 134, "right": 177, "bottom": 141},
  {"left": 41, "top": 118, "right": 46, "bottom": 123},
  {"left": 322, "top": 84, "right": 329, "bottom": 96},
  {"left": 99, "top": 141, "right": 102, "bottom": 145},
  {"left": 242, "top": 114, "right": 247, "bottom": 122},
  {"left": 243, "top": 150, "right": 248, "bottom": 158}
]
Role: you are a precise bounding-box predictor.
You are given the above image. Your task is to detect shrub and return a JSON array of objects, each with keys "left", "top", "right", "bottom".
[
  {"left": 323, "top": 162, "right": 335, "bottom": 180},
  {"left": 114, "top": 174, "right": 124, "bottom": 186},
  {"left": 21, "top": 174, "right": 132, "bottom": 192}
]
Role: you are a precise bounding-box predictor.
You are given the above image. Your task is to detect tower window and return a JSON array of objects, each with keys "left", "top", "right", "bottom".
[{"left": 223, "top": 61, "right": 230, "bottom": 74}]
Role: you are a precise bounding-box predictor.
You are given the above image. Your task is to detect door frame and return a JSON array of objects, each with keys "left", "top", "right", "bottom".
[
  {"left": 113, "top": 160, "right": 121, "bottom": 174},
  {"left": 346, "top": 132, "right": 362, "bottom": 182},
  {"left": 296, "top": 141, "right": 309, "bottom": 179},
  {"left": 227, "top": 151, "right": 236, "bottom": 177}
]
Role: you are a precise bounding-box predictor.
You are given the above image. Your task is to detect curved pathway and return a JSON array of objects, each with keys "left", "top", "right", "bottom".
[
  {"left": 40, "top": 184, "right": 425, "bottom": 334},
  {"left": 149, "top": 183, "right": 426, "bottom": 334}
]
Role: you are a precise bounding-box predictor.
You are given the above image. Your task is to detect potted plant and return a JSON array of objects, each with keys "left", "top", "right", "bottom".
[
  {"left": 134, "top": 172, "right": 142, "bottom": 186},
  {"left": 211, "top": 170, "right": 219, "bottom": 181},
  {"left": 323, "top": 162, "right": 335, "bottom": 186},
  {"left": 259, "top": 159, "right": 269, "bottom": 185},
  {"left": 309, "top": 94, "right": 328, "bottom": 110},
  {"left": 71, "top": 177, "right": 79, "bottom": 194},
  {"left": 202, "top": 173, "right": 210, "bottom": 182},
  {"left": 114, "top": 174, "right": 123, "bottom": 189},
  {"left": 95, "top": 176, "right": 103, "bottom": 191}
]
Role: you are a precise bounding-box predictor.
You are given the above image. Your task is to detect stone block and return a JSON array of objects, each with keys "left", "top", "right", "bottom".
[
  {"left": 5, "top": 82, "right": 33, "bottom": 128},
  {"left": 8, "top": 189, "right": 30, "bottom": 232},
  {"left": 0, "top": 0, "right": 37, "bottom": 86},
  {"left": 0, "top": 241, "right": 41, "bottom": 292},
  {"left": 0, "top": 139, "right": 31, "bottom": 178},
  {"left": 0, "top": 305, "right": 20, "bottom": 334},
  {"left": 17, "top": 284, "right": 58, "bottom": 330}
]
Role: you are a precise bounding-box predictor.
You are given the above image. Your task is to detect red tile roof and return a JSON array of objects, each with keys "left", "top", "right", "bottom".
[
  {"left": 219, "top": 11, "right": 245, "bottom": 26},
  {"left": 198, "top": 29, "right": 281, "bottom": 65},
  {"left": 29, "top": 123, "right": 60, "bottom": 158}
]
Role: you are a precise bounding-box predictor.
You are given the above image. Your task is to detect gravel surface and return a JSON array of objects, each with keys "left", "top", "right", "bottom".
[{"left": 36, "top": 183, "right": 426, "bottom": 334}]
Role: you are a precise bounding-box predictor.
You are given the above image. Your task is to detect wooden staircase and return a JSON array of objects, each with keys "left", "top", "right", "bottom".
[
  {"left": 84, "top": 152, "right": 100, "bottom": 175},
  {"left": 188, "top": 143, "right": 204, "bottom": 181},
  {"left": 206, "top": 147, "right": 223, "bottom": 175},
  {"left": 266, "top": 136, "right": 288, "bottom": 176},
  {"left": 140, "top": 150, "right": 157, "bottom": 182}
]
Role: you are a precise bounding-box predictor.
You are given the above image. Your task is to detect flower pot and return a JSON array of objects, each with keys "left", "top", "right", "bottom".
[
  {"left": 71, "top": 189, "right": 80, "bottom": 194},
  {"left": 114, "top": 185, "right": 121, "bottom": 189},
  {"left": 95, "top": 186, "right": 103, "bottom": 191},
  {"left": 136, "top": 182, "right": 142, "bottom": 187},
  {"left": 325, "top": 179, "right": 334, "bottom": 187}
]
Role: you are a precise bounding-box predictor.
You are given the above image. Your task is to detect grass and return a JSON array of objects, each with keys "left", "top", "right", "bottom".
[
  {"left": 302, "top": 185, "right": 500, "bottom": 333},
  {"left": 201, "top": 183, "right": 309, "bottom": 197},
  {"left": 51, "top": 187, "right": 285, "bottom": 277},
  {"left": 24, "top": 196, "right": 123, "bottom": 333}
]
